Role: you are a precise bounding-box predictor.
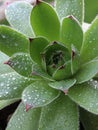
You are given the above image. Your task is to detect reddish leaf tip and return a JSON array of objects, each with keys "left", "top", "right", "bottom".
[
  {"left": 4, "top": 61, "right": 9, "bottom": 65},
  {"left": 63, "top": 89, "right": 68, "bottom": 95},
  {"left": 36, "top": 0, "right": 41, "bottom": 4},
  {"left": 25, "top": 104, "right": 33, "bottom": 112},
  {"left": 59, "top": 65, "right": 65, "bottom": 70}
]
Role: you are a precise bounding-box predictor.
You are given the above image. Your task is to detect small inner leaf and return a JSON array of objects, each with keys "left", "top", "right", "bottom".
[{"left": 48, "top": 79, "right": 76, "bottom": 93}]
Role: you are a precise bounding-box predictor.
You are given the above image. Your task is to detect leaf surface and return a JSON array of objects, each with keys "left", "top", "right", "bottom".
[
  {"left": 55, "top": 0, "right": 84, "bottom": 24},
  {"left": 6, "top": 53, "right": 33, "bottom": 77},
  {"left": 30, "top": 37, "right": 49, "bottom": 66},
  {"left": 6, "top": 102, "right": 41, "bottom": 130},
  {"left": 80, "top": 17, "right": 98, "bottom": 63},
  {"left": 61, "top": 16, "right": 83, "bottom": 52},
  {"left": 38, "top": 94, "right": 79, "bottom": 130},
  {"left": 0, "top": 72, "right": 32, "bottom": 100},
  {"left": 0, "top": 25, "right": 29, "bottom": 56},
  {"left": 31, "top": 1, "right": 60, "bottom": 41},
  {"left": 22, "top": 81, "right": 59, "bottom": 108},
  {"left": 75, "top": 60, "right": 98, "bottom": 83},
  {"left": 49, "top": 79, "right": 76, "bottom": 92},
  {"left": 68, "top": 80, "right": 98, "bottom": 114},
  {"left": 5, "top": 1, "right": 34, "bottom": 38}
]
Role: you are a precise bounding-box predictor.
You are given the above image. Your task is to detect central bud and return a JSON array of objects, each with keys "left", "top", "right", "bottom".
[{"left": 42, "top": 41, "right": 72, "bottom": 80}]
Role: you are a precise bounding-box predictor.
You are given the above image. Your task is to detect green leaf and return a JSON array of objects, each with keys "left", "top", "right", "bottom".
[
  {"left": 0, "top": 25, "right": 29, "bottom": 56},
  {"left": 32, "top": 64, "right": 54, "bottom": 81},
  {"left": 80, "top": 17, "right": 98, "bottom": 63},
  {"left": 61, "top": 16, "right": 83, "bottom": 52},
  {"left": 48, "top": 79, "right": 76, "bottom": 92},
  {"left": 6, "top": 102, "right": 41, "bottom": 130},
  {"left": 75, "top": 60, "right": 98, "bottom": 83},
  {"left": 0, "top": 72, "right": 33, "bottom": 100},
  {"left": 84, "top": 0, "right": 98, "bottom": 23},
  {"left": 30, "top": 37, "right": 49, "bottom": 66},
  {"left": 0, "top": 51, "right": 13, "bottom": 75},
  {"left": 80, "top": 107, "right": 98, "bottom": 130},
  {"left": 55, "top": 0, "right": 84, "bottom": 24},
  {"left": 38, "top": 94, "right": 79, "bottom": 130},
  {"left": 6, "top": 53, "right": 33, "bottom": 77},
  {"left": 5, "top": 1, "right": 34, "bottom": 38},
  {"left": 30, "top": 1, "right": 60, "bottom": 41},
  {"left": 68, "top": 80, "right": 98, "bottom": 114},
  {"left": 22, "top": 81, "right": 59, "bottom": 108},
  {"left": 0, "top": 99, "right": 18, "bottom": 110},
  {"left": 53, "top": 62, "right": 72, "bottom": 80}
]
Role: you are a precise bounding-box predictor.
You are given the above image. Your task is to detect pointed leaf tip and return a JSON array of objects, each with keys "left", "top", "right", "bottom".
[
  {"left": 63, "top": 90, "right": 68, "bottom": 95},
  {"left": 25, "top": 104, "right": 33, "bottom": 112},
  {"left": 36, "top": 0, "right": 41, "bottom": 4}
]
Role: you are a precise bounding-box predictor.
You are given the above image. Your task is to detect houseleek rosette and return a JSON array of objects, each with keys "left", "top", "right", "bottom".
[{"left": 0, "top": 0, "right": 98, "bottom": 130}]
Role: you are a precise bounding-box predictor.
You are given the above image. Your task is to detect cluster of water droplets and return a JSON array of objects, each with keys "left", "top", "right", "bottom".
[
  {"left": 56, "top": 0, "right": 82, "bottom": 22},
  {"left": 22, "top": 81, "right": 59, "bottom": 108},
  {"left": 0, "top": 72, "right": 32, "bottom": 99}
]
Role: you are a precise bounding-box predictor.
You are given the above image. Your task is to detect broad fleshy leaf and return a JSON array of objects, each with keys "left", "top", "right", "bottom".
[
  {"left": 0, "top": 72, "right": 33, "bottom": 100},
  {"left": 0, "top": 51, "right": 13, "bottom": 74},
  {"left": 48, "top": 79, "right": 76, "bottom": 93},
  {"left": 61, "top": 16, "right": 83, "bottom": 52},
  {"left": 6, "top": 102, "right": 41, "bottom": 130},
  {"left": 30, "top": 1, "right": 60, "bottom": 41},
  {"left": 80, "top": 108, "right": 98, "bottom": 130},
  {"left": 30, "top": 37, "right": 49, "bottom": 66},
  {"left": 0, "top": 25, "right": 29, "bottom": 56},
  {"left": 80, "top": 17, "right": 98, "bottom": 63},
  {"left": 32, "top": 64, "right": 54, "bottom": 81},
  {"left": 22, "top": 81, "right": 59, "bottom": 108},
  {"left": 6, "top": 53, "right": 33, "bottom": 77},
  {"left": 5, "top": 1, "right": 34, "bottom": 38},
  {"left": 68, "top": 80, "right": 98, "bottom": 114},
  {"left": 55, "top": 0, "right": 84, "bottom": 24},
  {"left": 75, "top": 60, "right": 98, "bottom": 83},
  {"left": 38, "top": 94, "right": 79, "bottom": 130}
]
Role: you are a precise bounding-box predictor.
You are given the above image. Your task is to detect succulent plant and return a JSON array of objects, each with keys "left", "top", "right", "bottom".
[{"left": 0, "top": 0, "right": 98, "bottom": 130}]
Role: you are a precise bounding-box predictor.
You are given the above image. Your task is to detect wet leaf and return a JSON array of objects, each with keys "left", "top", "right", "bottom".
[
  {"left": 6, "top": 102, "right": 41, "bottom": 130},
  {"left": 0, "top": 25, "right": 29, "bottom": 56},
  {"left": 75, "top": 60, "right": 98, "bottom": 83},
  {"left": 48, "top": 79, "right": 76, "bottom": 92},
  {"left": 6, "top": 53, "right": 33, "bottom": 77},
  {"left": 55, "top": 0, "right": 84, "bottom": 24},
  {"left": 31, "top": 1, "right": 60, "bottom": 41},
  {"left": 5, "top": 1, "right": 34, "bottom": 38},
  {"left": 38, "top": 94, "right": 79, "bottom": 130},
  {"left": 22, "top": 81, "right": 60, "bottom": 108},
  {"left": 61, "top": 16, "right": 83, "bottom": 52},
  {"left": 80, "top": 17, "right": 98, "bottom": 63},
  {"left": 0, "top": 72, "right": 33, "bottom": 100},
  {"left": 68, "top": 80, "right": 98, "bottom": 114}
]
